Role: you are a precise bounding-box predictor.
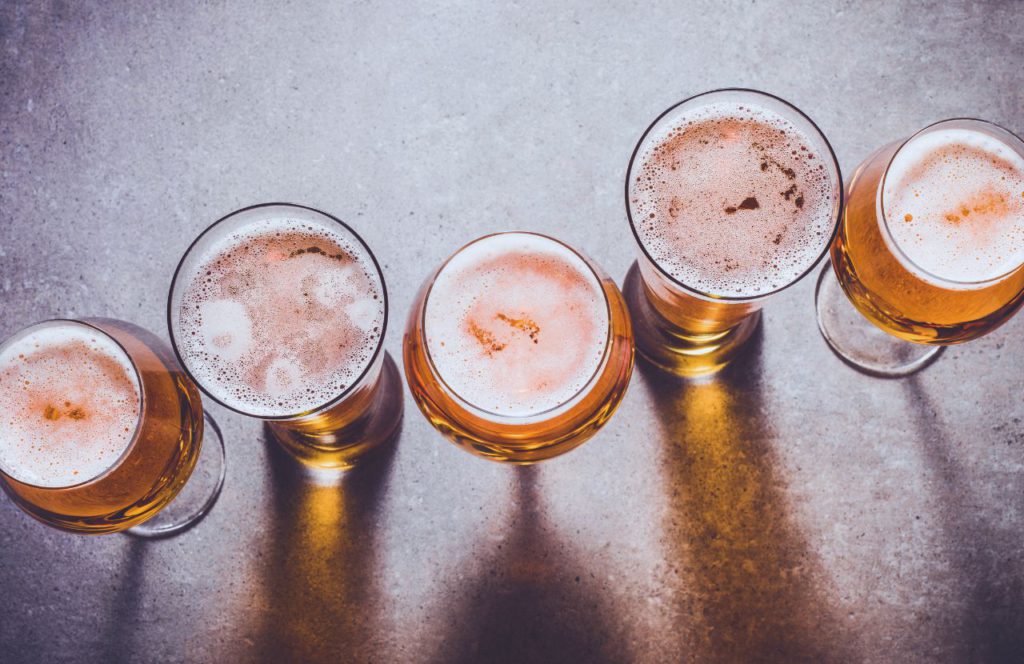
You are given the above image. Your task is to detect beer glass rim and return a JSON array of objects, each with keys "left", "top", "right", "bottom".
[
  {"left": 166, "top": 202, "right": 390, "bottom": 421},
  {"left": 877, "top": 117, "right": 1024, "bottom": 287},
  {"left": 419, "top": 230, "right": 615, "bottom": 422},
  {"left": 0, "top": 318, "right": 145, "bottom": 491},
  {"left": 624, "top": 87, "right": 844, "bottom": 303}
]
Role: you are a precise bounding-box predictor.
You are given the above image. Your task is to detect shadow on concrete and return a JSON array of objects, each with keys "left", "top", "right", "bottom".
[
  {"left": 96, "top": 537, "right": 147, "bottom": 664},
  {"left": 904, "top": 376, "right": 1024, "bottom": 663},
  {"left": 426, "top": 466, "right": 630, "bottom": 664},
  {"left": 641, "top": 326, "right": 854, "bottom": 662},
  {"left": 251, "top": 421, "right": 400, "bottom": 663}
]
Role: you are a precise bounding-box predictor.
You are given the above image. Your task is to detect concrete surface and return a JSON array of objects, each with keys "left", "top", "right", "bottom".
[{"left": 2, "top": 1, "right": 1023, "bottom": 662}]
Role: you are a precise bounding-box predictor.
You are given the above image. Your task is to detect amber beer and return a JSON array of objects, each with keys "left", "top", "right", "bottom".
[
  {"left": 625, "top": 89, "right": 842, "bottom": 376},
  {"left": 403, "top": 232, "right": 634, "bottom": 464},
  {"left": 829, "top": 119, "right": 1024, "bottom": 347},
  {"left": 168, "top": 203, "right": 401, "bottom": 470},
  {"left": 0, "top": 319, "right": 206, "bottom": 534}
]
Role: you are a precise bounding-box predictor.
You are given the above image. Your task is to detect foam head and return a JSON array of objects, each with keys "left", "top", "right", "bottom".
[
  {"left": 0, "top": 321, "right": 141, "bottom": 488},
  {"left": 883, "top": 123, "right": 1024, "bottom": 286},
  {"left": 630, "top": 95, "right": 840, "bottom": 298},
  {"left": 424, "top": 233, "right": 610, "bottom": 418},
  {"left": 171, "top": 207, "right": 386, "bottom": 417}
]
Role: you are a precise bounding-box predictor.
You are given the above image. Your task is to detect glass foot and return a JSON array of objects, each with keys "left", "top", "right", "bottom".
[
  {"left": 269, "top": 353, "right": 404, "bottom": 471},
  {"left": 127, "top": 412, "right": 226, "bottom": 538},
  {"left": 815, "top": 262, "right": 944, "bottom": 378},
  {"left": 623, "top": 262, "right": 760, "bottom": 378}
]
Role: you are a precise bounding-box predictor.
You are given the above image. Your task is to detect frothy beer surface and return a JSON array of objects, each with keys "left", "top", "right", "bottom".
[
  {"left": 424, "top": 233, "right": 609, "bottom": 417},
  {"left": 0, "top": 322, "right": 141, "bottom": 488},
  {"left": 176, "top": 217, "right": 385, "bottom": 417},
  {"left": 631, "top": 101, "right": 837, "bottom": 298},
  {"left": 884, "top": 127, "right": 1024, "bottom": 285}
]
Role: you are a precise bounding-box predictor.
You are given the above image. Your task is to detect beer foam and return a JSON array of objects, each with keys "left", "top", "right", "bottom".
[
  {"left": 0, "top": 322, "right": 141, "bottom": 488},
  {"left": 883, "top": 127, "right": 1024, "bottom": 285},
  {"left": 631, "top": 101, "right": 839, "bottom": 298},
  {"left": 174, "top": 217, "right": 385, "bottom": 417},
  {"left": 424, "top": 233, "right": 609, "bottom": 417}
]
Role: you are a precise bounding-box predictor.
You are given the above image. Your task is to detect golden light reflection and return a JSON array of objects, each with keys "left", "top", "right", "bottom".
[
  {"left": 303, "top": 482, "right": 347, "bottom": 556},
  {"left": 253, "top": 428, "right": 393, "bottom": 662},
  {"left": 644, "top": 341, "right": 851, "bottom": 661}
]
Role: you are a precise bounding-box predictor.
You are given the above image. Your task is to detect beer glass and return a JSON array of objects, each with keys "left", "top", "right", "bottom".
[
  {"left": 403, "top": 231, "right": 634, "bottom": 464},
  {"left": 815, "top": 118, "right": 1024, "bottom": 377},
  {"left": 168, "top": 203, "right": 402, "bottom": 470},
  {"left": 0, "top": 318, "right": 225, "bottom": 536},
  {"left": 624, "top": 88, "right": 843, "bottom": 377}
]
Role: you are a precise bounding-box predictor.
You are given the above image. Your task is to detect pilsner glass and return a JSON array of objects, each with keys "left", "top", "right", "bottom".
[
  {"left": 816, "top": 119, "right": 1024, "bottom": 377},
  {"left": 168, "top": 203, "right": 402, "bottom": 470},
  {"left": 0, "top": 318, "right": 225, "bottom": 536},
  {"left": 403, "top": 231, "right": 634, "bottom": 464},
  {"left": 624, "top": 88, "right": 843, "bottom": 377}
]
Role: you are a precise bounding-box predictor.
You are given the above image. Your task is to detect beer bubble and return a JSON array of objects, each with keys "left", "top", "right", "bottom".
[
  {"left": 424, "top": 234, "right": 609, "bottom": 418},
  {"left": 312, "top": 266, "right": 358, "bottom": 307},
  {"left": 175, "top": 216, "right": 385, "bottom": 416},
  {"left": 0, "top": 322, "right": 140, "bottom": 488},
  {"left": 199, "top": 299, "right": 253, "bottom": 362},
  {"left": 264, "top": 356, "right": 304, "bottom": 396},
  {"left": 883, "top": 126, "right": 1024, "bottom": 285},
  {"left": 345, "top": 298, "right": 381, "bottom": 333},
  {"left": 631, "top": 101, "right": 838, "bottom": 298}
]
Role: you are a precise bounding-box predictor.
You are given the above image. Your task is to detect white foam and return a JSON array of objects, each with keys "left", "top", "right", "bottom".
[
  {"left": 313, "top": 266, "right": 358, "bottom": 307},
  {"left": 424, "top": 233, "right": 610, "bottom": 418},
  {"left": 630, "top": 100, "right": 839, "bottom": 298},
  {"left": 883, "top": 126, "right": 1024, "bottom": 286},
  {"left": 0, "top": 321, "right": 140, "bottom": 488},
  {"left": 174, "top": 215, "right": 385, "bottom": 417},
  {"left": 264, "top": 356, "right": 303, "bottom": 396},
  {"left": 199, "top": 299, "right": 253, "bottom": 363},
  {"left": 346, "top": 299, "right": 380, "bottom": 333}
]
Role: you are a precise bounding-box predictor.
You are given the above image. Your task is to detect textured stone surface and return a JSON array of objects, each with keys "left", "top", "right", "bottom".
[{"left": 1, "top": 1, "right": 1023, "bottom": 662}]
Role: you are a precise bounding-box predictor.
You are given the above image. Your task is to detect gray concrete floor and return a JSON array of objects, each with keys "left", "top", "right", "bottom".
[{"left": 1, "top": 1, "right": 1023, "bottom": 662}]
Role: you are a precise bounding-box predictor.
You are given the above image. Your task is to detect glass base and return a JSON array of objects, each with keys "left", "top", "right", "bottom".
[
  {"left": 269, "top": 353, "right": 404, "bottom": 471},
  {"left": 126, "top": 412, "right": 226, "bottom": 538},
  {"left": 623, "top": 262, "right": 761, "bottom": 378},
  {"left": 815, "top": 262, "right": 944, "bottom": 378}
]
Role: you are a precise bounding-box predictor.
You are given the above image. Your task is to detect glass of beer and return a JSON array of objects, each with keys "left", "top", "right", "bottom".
[
  {"left": 624, "top": 88, "right": 843, "bottom": 377},
  {"left": 168, "top": 203, "right": 402, "bottom": 470},
  {"left": 0, "top": 318, "right": 225, "bottom": 536},
  {"left": 403, "top": 231, "right": 634, "bottom": 464},
  {"left": 816, "top": 118, "right": 1024, "bottom": 376}
]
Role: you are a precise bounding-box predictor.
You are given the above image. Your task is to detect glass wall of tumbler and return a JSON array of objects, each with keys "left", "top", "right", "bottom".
[
  {"left": 168, "top": 203, "right": 403, "bottom": 470},
  {"left": 623, "top": 88, "right": 843, "bottom": 377}
]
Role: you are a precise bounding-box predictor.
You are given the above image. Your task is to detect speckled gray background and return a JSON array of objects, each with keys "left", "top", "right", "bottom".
[{"left": 2, "top": 1, "right": 1023, "bottom": 662}]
